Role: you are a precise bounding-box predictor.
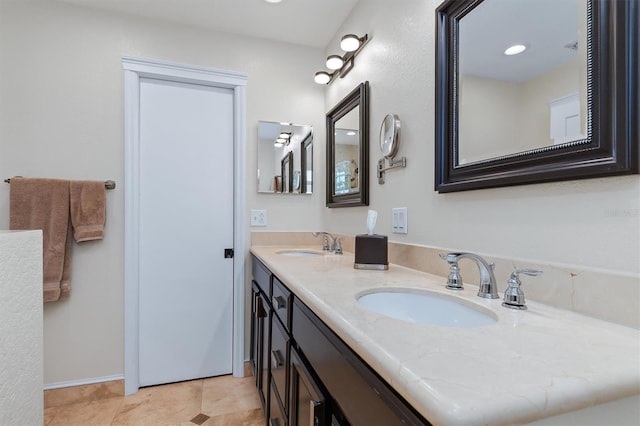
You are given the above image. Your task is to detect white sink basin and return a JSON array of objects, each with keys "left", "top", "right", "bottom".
[
  {"left": 357, "top": 289, "right": 497, "bottom": 327},
  {"left": 277, "top": 250, "right": 327, "bottom": 257}
]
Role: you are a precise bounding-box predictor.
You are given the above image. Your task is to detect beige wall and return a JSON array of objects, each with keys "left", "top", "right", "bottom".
[
  {"left": 323, "top": 0, "right": 639, "bottom": 276},
  {"left": 0, "top": 0, "right": 325, "bottom": 385}
]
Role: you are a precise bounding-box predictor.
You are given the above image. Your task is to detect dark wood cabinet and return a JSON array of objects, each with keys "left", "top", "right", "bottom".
[{"left": 251, "top": 256, "right": 430, "bottom": 426}]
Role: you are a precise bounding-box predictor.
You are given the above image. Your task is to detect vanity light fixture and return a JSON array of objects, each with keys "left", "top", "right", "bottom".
[
  {"left": 314, "top": 33, "right": 369, "bottom": 84},
  {"left": 274, "top": 140, "right": 285, "bottom": 147},
  {"left": 504, "top": 44, "right": 527, "bottom": 56},
  {"left": 278, "top": 132, "right": 292, "bottom": 140}
]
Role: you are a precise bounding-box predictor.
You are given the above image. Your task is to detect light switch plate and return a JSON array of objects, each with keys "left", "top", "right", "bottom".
[
  {"left": 392, "top": 207, "right": 408, "bottom": 234},
  {"left": 250, "top": 209, "right": 267, "bottom": 226}
]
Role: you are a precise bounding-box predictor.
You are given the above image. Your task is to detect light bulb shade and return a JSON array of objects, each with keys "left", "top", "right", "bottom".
[
  {"left": 326, "top": 55, "right": 344, "bottom": 70},
  {"left": 274, "top": 141, "right": 284, "bottom": 147},
  {"left": 276, "top": 137, "right": 287, "bottom": 143},
  {"left": 314, "top": 71, "right": 331, "bottom": 84},
  {"left": 340, "top": 34, "right": 361, "bottom": 52},
  {"left": 278, "top": 132, "right": 291, "bottom": 139}
]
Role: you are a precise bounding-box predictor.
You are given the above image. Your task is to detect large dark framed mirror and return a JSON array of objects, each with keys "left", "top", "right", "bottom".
[
  {"left": 326, "top": 81, "right": 370, "bottom": 207},
  {"left": 435, "top": 0, "right": 638, "bottom": 193}
]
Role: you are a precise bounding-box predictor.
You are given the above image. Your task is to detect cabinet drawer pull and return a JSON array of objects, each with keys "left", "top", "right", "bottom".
[
  {"left": 272, "top": 295, "right": 286, "bottom": 309},
  {"left": 271, "top": 349, "right": 284, "bottom": 368},
  {"left": 309, "top": 399, "right": 324, "bottom": 426}
]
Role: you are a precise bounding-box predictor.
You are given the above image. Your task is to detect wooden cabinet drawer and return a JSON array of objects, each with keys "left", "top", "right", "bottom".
[
  {"left": 269, "top": 378, "right": 287, "bottom": 426},
  {"left": 253, "top": 258, "right": 271, "bottom": 297},
  {"left": 270, "top": 313, "right": 289, "bottom": 413},
  {"left": 272, "top": 276, "right": 291, "bottom": 330}
]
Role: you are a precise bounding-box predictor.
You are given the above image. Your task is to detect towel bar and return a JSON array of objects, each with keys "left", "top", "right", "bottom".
[{"left": 4, "top": 178, "right": 116, "bottom": 190}]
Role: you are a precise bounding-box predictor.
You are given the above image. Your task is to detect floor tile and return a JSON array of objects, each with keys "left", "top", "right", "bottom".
[
  {"left": 45, "top": 380, "right": 124, "bottom": 408},
  {"left": 201, "top": 375, "right": 261, "bottom": 418},
  {"left": 111, "top": 380, "right": 203, "bottom": 426},
  {"left": 203, "top": 408, "right": 264, "bottom": 426},
  {"left": 44, "top": 397, "right": 123, "bottom": 426}
]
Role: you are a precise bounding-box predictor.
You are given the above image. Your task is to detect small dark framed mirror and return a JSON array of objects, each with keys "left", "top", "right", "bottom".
[
  {"left": 326, "top": 81, "right": 370, "bottom": 207},
  {"left": 435, "top": 0, "right": 638, "bottom": 192}
]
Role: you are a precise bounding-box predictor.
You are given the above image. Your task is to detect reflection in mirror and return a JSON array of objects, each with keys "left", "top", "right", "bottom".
[
  {"left": 435, "top": 0, "right": 638, "bottom": 192},
  {"left": 458, "top": 0, "right": 588, "bottom": 165},
  {"left": 334, "top": 106, "right": 360, "bottom": 195},
  {"left": 301, "top": 134, "right": 313, "bottom": 194},
  {"left": 257, "top": 121, "right": 313, "bottom": 194},
  {"left": 326, "top": 82, "right": 369, "bottom": 208},
  {"left": 281, "top": 152, "right": 293, "bottom": 193}
]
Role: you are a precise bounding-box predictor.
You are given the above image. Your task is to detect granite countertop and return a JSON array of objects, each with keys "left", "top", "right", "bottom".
[{"left": 250, "top": 245, "right": 640, "bottom": 426}]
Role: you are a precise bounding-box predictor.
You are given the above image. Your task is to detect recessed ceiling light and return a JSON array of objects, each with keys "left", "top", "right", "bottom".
[
  {"left": 346, "top": 131, "right": 357, "bottom": 136},
  {"left": 264, "top": 0, "right": 284, "bottom": 3},
  {"left": 504, "top": 44, "right": 527, "bottom": 56}
]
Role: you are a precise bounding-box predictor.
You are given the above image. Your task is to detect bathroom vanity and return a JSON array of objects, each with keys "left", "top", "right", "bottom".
[
  {"left": 250, "top": 246, "right": 640, "bottom": 425},
  {"left": 251, "top": 256, "right": 426, "bottom": 425}
]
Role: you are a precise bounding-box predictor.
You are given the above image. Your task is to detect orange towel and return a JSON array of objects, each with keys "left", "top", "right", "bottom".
[
  {"left": 70, "top": 180, "right": 106, "bottom": 242},
  {"left": 9, "top": 177, "right": 72, "bottom": 302}
]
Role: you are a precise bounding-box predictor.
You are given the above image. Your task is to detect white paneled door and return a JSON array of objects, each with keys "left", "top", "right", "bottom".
[{"left": 138, "top": 77, "right": 234, "bottom": 386}]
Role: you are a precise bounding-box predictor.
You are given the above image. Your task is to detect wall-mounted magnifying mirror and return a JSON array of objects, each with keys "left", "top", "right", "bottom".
[
  {"left": 380, "top": 114, "right": 401, "bottom": 159},
  {"left": 377, "top": 114, "right": 406, "bottom": 184},
  {"left": 257, "top": 121, "right": 313, "bottom": 194},
  {"left": 326, "top": 82, "right": 369, "bottom": 208},
  {"left": 435, "top": 0, "right": 638, "bottom": 192}
]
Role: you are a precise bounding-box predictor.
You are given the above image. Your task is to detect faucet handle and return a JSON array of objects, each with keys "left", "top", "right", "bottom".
[
  {"left": 440, "top": 253, "right": 464, "bottom": 290},
  {"left": 502, "top": 269, "right": 543, "bottom": 310}
]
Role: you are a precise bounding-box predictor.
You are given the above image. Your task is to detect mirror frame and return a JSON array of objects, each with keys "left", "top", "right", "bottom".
[
  {"left": 326, "top": 81, "right": 370, "bottom": 207},
  {"left": 435, "top": 0, "right": 638, "bottom": 193}
]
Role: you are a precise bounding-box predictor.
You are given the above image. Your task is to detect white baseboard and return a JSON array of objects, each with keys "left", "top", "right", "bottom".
[{"left": 44, "top": 374, "right": 124, "bottom": 391}]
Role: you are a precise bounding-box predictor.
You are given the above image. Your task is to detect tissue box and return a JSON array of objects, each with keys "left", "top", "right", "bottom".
[{"left": 354, "top": 234, "right": 388, "bottom": 270}]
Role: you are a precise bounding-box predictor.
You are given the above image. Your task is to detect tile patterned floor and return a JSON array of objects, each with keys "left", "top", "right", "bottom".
[{"left": 44, "top": 375, "right": 264, "bottom": 426}]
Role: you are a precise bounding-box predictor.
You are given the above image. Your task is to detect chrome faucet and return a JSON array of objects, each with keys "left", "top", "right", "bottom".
[
  {"left": 312, "top": 232, "right": 343, "bottom": 255},
  {"left": 439, "top": 252, "right": 498, "bottom": 299}
]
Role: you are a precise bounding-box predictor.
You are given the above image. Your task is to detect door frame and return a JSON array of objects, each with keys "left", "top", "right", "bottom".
[{"left": 122, "top": 57, "right": 247, "bottom": 395}]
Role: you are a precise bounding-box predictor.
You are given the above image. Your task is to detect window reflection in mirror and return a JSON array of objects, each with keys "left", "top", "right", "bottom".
[
  {"left": 457, "top": 0, "right": 588, "bottom": 165},
  {"left": 257, "top": 121, "right": 313, "bottom": 194},
  {"left": 334, "top": 106, "right": 360, "bottom": 195}
]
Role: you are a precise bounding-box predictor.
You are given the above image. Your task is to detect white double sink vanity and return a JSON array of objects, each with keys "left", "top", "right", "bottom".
[{"left": 251, "top": 245, "right": 639, "bottom": 426}]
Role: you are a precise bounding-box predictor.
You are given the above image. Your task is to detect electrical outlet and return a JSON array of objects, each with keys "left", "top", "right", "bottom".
[
  {"left": 250, "top": 209, "right": 267, "bottom": 226},
  {"left": 392, "top": 207, "right": 408, "bottom": 234}
]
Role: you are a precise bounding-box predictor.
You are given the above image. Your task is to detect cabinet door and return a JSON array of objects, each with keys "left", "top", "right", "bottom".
[
  {"left": 250, "top": 282, "right": 269, "bottom": 416},
  {"left": 290, "top": 347, "right": 326, "bottom": 426},
  {"left": 271, "top": 315, "right": 289, "bottom": 415},
  {"left": 261, "top": 300, "right": 271, "bottom": 411}
]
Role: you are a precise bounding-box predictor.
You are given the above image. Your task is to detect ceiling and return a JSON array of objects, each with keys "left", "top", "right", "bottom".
[{"left": 55, "top": 0, "right": 360, "bottom": 48}]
